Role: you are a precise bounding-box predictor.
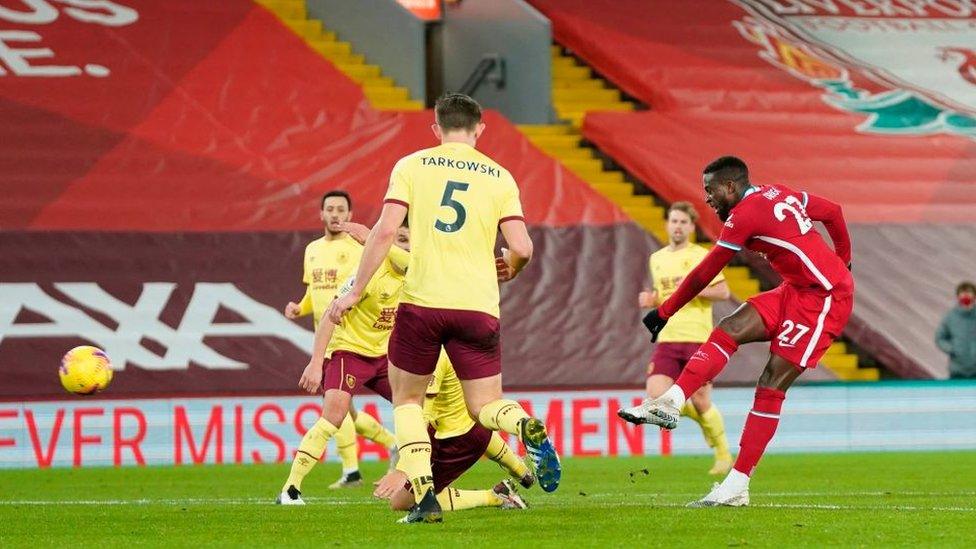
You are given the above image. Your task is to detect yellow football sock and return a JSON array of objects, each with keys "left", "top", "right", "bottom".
[
  {"left": 354, "top": 411, "right": 396, "bottom": 449},
  {"left": 485, "top": 431, "right": 529, "bottom": 479},
  {"left": 681, "top": 400, "right": 702, "bottom": 423},
  {"left": 478, "top": 399, "right": 530, "bottom": 438},
  {"left": 436, "top": 487, "right": 502, "bottom": 511},
  {"left": 283, "top": 417, "right": 338, "bottom": 491},
  {"left": 334, "top": 414, "right": 359, "bottom": 473},
  {"left": 393, "top": 404, "right": 433, "bottom": 503},
  {"left": 700, "top": 405, "right": 732, "bottom": 462}
]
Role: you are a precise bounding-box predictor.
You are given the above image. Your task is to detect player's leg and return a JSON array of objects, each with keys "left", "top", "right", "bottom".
[
  {"left": 620, "top": 300, "right": 771, "bottom": 428},
  {"left": 386, "top": 482, "right": 525, "bottom": 512},
  {"left": 348, "top": 402, "right": 398, "bottom": 472},
  {"left": 461, "top": 376, "right": 561, "bottom": 493},
  {"left": 446, "top": 310, "right": 561, "bottom": 492},
  {"left": 484, "top": 431, "right": 533, "bottom": 488},
  {"left": 330, "top": 412, "right": 362, "bottom": 488},
  {"left": 686, "top": 383, "right": 733, "bottom": 475},
  {"left": 688, "top": 354, "right": 801, "bottom": 507},
  {"left": 386, "top": 304, "right": 442, "bottom": 522},
  {"left": 277, "top": 387, "right": 352, "bottom": 504},
  {"left": 429, "top": 424, "right": 527, "bottom": 512}
]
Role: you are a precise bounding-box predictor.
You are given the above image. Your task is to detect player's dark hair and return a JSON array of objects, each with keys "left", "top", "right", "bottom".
[
  {"left": 435, "top": 93, "right": 482, "bottom": 131},
  {"left": 668, "top": 201, "right": 699, "bottom": 224},
  {"left": 957, "top": 281, "right": 976, "bottom": 295},
  {"left": 321, "top": 190, "right": 352, "bottom": 211},
  {"left": 703, "top": 156, "right": 749, "bottom": 185}
]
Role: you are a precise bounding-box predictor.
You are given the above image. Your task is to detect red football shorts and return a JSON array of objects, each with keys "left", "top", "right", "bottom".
[
  {"left": 322, "top": 351, "right": 392, "bottom": 401},
  {"left": 388, "top": 303, "right": 501, "bottom": 380},
  {"left": 747, "top": 282, "right": 854, "bottom": 369}
]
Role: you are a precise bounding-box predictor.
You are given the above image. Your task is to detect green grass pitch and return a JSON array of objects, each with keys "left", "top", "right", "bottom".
[{"left": 1, "top": 451, "right": 974, "bottom": 547}]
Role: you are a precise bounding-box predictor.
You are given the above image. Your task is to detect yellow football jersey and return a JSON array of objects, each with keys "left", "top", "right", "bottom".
[
  {"left": 650, "top": 244, "right": 725, "bottom": 343},
  {"left": 423, "top": 352, "right": 475, "bottom": 439},
  {"left": 384, "top": 142, "right": 524, "bottom": 318},
  {"left": 301, "top": 235, "right": 363, "bottom": 328},
  {"left": 327, "top": 257, "right": 405, "bottom": 358}
]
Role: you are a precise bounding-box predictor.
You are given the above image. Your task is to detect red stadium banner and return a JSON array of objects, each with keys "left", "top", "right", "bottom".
[
  {"left": 4, "top": 383, "right": 976, "bottom": 469},
  {"left": 0, "top": 0, "right": 668, "bottom": 398}
]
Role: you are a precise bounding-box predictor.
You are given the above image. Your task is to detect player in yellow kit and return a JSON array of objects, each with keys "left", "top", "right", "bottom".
[
  {"left": 639, "top": 202, "right": 733, "bottom": 475},
  {"left": 373, "top": 353, "right": 531, "bottom": 514},
  {"left": 328, "top": 94, "right": 559, "bottom": 523},
  {"left": 283, "top": 190, "right": 397, "bottom": 490},
  {"left": 276, "top": 220, "right": 410, "bottom": 505}
]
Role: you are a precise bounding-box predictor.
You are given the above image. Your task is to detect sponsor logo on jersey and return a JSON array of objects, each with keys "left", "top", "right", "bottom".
[{"left": 724, "top": 214, "right": 735, "bottom": 228}]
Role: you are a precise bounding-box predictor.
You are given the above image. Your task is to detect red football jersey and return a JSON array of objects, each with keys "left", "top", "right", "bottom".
[{"left": 716, "top": 184, "right": 852, "bottom": 291}]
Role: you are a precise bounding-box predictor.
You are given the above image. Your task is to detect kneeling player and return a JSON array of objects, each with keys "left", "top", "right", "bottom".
[{"left": 373, "top": 354, "right": 531, "bottom": 517}]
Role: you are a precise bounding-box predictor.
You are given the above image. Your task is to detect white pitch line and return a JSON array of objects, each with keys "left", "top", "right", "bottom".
[
  {"left": 583, "top": 491, "right": 976, "bottom": 498},
  {"left": 0, "top": 498, "right": 368, "bottom": 506},
  {"left": 0, "top": 499, "right": 973, "bottom": 512}
]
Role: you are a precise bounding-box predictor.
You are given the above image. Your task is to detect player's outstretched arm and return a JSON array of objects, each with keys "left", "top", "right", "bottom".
[
  {"left": 497, "top": 219, "right": 533, "bottom": 282},
  {"left": 804, "top": 193, "right": 852, "bottom": 266},
  {"left": 659, "top": 245, "right": 736, "bottom": 319},
  {"left": 340, "top": 221, "right": 410, "bottom": 273},
  {"left": 327, "top": 203, "right": 407, "bottom": 324}
]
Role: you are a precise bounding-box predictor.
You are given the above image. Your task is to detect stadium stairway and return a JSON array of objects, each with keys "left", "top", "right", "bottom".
[
  {"left": 256, "top": 0, "right": 423, "bottom": 111},
  {"left": 521, "top": 45, "right": 876, "bottom": 382}
]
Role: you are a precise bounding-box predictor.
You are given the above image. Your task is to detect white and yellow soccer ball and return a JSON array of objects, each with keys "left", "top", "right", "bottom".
[{"left": 59, "top": 346, "right": 114, "bottom": 396}]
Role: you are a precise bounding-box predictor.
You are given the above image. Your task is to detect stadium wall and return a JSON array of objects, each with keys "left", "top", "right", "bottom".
[
  {"left": 306, "top": 0, "right": 427, "bottom": 101},
  {"left": 442, "top": 0, "right": 553, "bottom": 124},
  {"left": 2, "top": 382, "right": 973, "bottom": 468}
]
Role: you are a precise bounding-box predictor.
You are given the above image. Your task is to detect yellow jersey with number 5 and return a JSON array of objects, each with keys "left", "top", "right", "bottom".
[{"left": 384, "top": 142, "right": 523, "bottom": 318}]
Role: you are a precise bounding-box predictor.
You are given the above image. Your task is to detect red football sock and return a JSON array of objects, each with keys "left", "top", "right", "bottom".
[
  {"left": 674, "top": 329, "right": 739, "bottom": 398},
  {"left": 733, "top": 387, "right": 786, "bottom": 476}
]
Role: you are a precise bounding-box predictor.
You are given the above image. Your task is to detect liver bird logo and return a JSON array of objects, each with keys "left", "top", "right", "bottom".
[{"left": 938, "top": 47, "right": 976, "bottom": 86}]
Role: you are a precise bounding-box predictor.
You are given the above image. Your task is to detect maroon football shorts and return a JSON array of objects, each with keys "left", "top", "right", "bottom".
[
  {"left": 747, "top": 281, "right": 854, "bottom": 369},
  {"left": 388, "top": 303, "right": 501, "bottom": 380},
  {"left": 401, "top": 424, "right": 492, "bottom": 494},
  {"left": 647, "top": 342, "right": 702, "bottom": 380},
  {"left": 322, "top": 350, "right": 392, "bottom": 401}
]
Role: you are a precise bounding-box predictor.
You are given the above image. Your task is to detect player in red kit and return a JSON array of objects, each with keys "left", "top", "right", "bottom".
[{"left": 619, "top": 156, "right": 853, "bottom": 507}]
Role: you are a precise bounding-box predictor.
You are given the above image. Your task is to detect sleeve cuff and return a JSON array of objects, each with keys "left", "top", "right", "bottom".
[
  {"left": 499, "top": 215, "right": 525, "bottom": 224},
  {"left": 716, "top": 240, "right": 742, "bottom": 251},
  {"left": 384, "top": 198, "right": 409, "bottom": 208}
]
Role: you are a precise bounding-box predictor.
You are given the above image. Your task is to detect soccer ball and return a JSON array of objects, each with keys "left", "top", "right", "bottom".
[{"left": 59, "top": 346, "right": 114, "bottom": 395}]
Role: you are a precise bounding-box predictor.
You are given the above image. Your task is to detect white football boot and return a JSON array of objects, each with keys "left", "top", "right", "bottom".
[
  {"left": 686, "top": 477, "right": 750, "bottom": 508},
  {"left": 617, "top": 397, "right": 680, "bottom": 429},
  {"left": 492, "top": 479, "right": 528, "bottom": 510},
  {"left": 275, "top": 485, "right": 305, "bottom": 505}
]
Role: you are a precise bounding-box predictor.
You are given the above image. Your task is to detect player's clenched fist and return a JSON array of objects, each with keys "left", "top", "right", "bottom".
[
  {"left": 496, "top": 247, "right": 517, "bottom": 282},
  {"left": 642, "top": 308, "right": 668, "bottom": 342},
  {"left": 638, "top": 290, "right": 659, "bottom": 309},
  {"left": 284, "top": 301, "right": 301, "bottom": 319}
]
